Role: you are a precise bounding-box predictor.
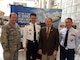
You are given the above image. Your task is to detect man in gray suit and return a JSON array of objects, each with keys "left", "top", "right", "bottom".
[{"left": 38, "top": 18, "right": 59, "bottom": 60}]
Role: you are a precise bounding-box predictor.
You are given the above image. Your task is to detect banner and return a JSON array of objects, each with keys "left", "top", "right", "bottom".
[{"left": 10, "top": 5, "right": 62, "bottom": 28}]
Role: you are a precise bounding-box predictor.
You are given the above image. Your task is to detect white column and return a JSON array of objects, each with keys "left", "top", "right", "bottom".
[
  {"left": 42, "top": 0, "right": 45, "bottom": 8},
  {"left": 38, "top": 0, "right": 41, "bottom": 8},
  {"left": 34, "top": 0, "right": 38, "bottom": 8},
  {"left": 46, "top": 0, "right": 52, "bottom": 9}
]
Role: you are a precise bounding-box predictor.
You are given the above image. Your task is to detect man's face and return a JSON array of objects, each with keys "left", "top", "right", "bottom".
[
  {"left": 10, "top": 14, "right": 17, "bottom": 24},
  {"left": 30, "top": 15, "right": 36, "bottom": 24},
  {"left": 65, "top": 19, "right": 73, "bottom": 28},
  {"left": 45, "top": 19, "right": 52, "bottom": 27}
]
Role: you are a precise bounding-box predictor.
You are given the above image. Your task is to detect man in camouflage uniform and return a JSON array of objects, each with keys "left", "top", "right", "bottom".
[{"left": 1, "top": 12, "right": 21, "bottom": 60}]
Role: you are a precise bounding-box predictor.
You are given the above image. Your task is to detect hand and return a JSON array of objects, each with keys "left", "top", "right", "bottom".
[
  {"left": 24, "top": 47, "right": 27, "bottom": 51},
  {"left": 38, "top": 49, "right": 42, "bottom": 55},
  {"left": 5, "top": 52, "right": 11, "bottom": 57},
  {"left": 53, "top": 50, "right": 57, "bottom": 57}
]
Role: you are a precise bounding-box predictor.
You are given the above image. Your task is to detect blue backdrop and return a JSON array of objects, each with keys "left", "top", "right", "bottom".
[{"left": 10, "top": 5, "right": 62, "bottom": 28}]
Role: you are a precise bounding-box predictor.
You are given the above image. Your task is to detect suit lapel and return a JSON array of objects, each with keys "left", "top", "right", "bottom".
[
  {"left": 48, "top": 26, "right": 54, "bottom": 38},
  {"left": 45, "top": 26, "right": 53, "bottom": 39},
  {"left": 43, "top": 27, "right": 47, "bottom": 38},
  {"left": 43, "top": 26, "right": 54, "bottom": 39},
  {"left": 50, "top": 27, "right": 54, "bottom": 33}
]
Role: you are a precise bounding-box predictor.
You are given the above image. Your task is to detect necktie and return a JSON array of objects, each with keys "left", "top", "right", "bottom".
[
  {"left": 34, "top": 25, "right": 36, "bottom": 42},
  {"left": 46, "top": 27, "right": 50, "bottom": 39},
  {"left": 64, "top": 29, "right": 69, "bottom": 47}
]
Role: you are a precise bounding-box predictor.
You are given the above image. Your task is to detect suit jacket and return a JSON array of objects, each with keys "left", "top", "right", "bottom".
[{"left": 39, "top": 26, "right": 59, "bottom": 56}]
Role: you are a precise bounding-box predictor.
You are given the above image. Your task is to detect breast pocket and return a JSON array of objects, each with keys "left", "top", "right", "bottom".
[
  {"left": 9, "top": 29, "right": 17, "bottom": 36},
  {"left": 28, "top": 29, "right": 33, "bottom": 36},
  {"left": 61, "top": 33, "right": 65, "bottom": 40},
  {"left": 69, "top": 33, "right": 76, "bottom": 42}
]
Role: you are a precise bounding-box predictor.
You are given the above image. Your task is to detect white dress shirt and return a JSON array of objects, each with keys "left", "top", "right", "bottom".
[
  {"left": 59, "top": 27, "right": 80, "bottom": 49},
  {"left": 23, "top": 23, "right": 41, "bottom": 47}
]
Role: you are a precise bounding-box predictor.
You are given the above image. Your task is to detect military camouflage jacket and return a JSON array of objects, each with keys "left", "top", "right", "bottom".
[{"left": 1, "top": 22, "right": 21, "bottom": 52}]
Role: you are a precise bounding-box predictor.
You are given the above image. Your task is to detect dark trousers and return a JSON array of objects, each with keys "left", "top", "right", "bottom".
[
  {"left": 60, "top": 45, "right": 75, "bottom": 60},
  {"left": 26, "top": 40, "right": 41, "bottom": 60}
]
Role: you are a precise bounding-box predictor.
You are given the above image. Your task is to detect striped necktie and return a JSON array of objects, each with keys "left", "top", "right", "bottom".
[{"left": 46, "top": 27, "right": 50, "bottom": 39}]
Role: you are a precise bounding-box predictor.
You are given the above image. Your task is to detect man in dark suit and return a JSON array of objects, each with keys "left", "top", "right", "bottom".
[{"left": 38, "top": 18, "right": 59, "bottom": 60}]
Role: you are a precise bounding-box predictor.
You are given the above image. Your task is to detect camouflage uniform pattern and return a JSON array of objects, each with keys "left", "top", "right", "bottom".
[{"left": 1, "top": 22, "right": 21, "bottom": 60}]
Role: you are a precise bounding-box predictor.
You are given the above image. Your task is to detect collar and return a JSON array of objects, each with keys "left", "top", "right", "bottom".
[
  {"left": 9, "top": 22, "right": 18, "bottom": 28},
  {"left": 66, "top": 27, "right": 74, "bottom": 31},
  {"left": 29, "top": 22, "right": 37, "bottom": 25},
  {"left": 46, "top": 27, "right": 51, "bottom": 29}
]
